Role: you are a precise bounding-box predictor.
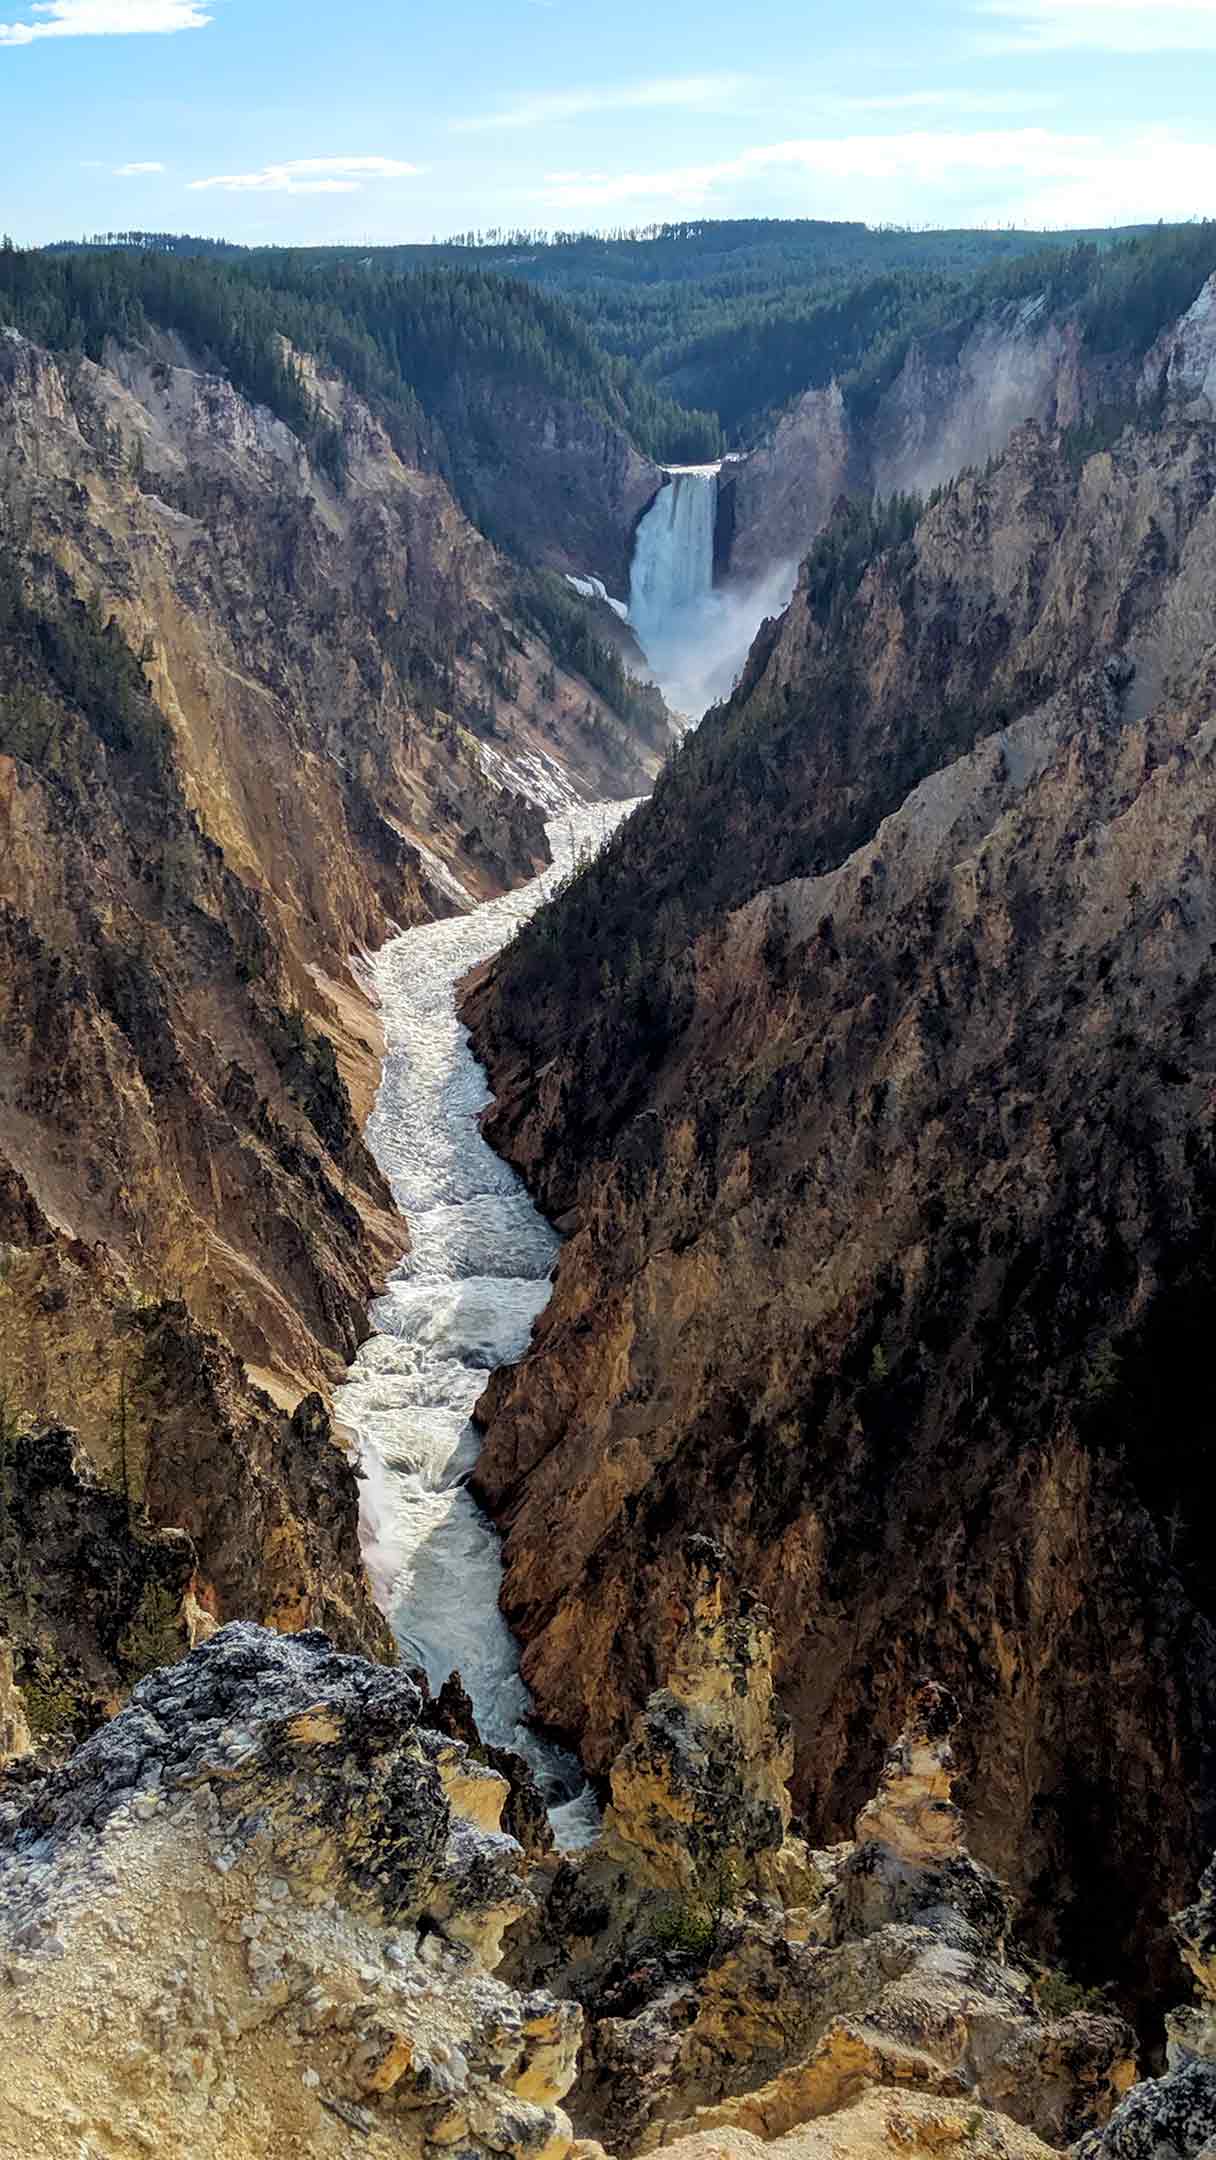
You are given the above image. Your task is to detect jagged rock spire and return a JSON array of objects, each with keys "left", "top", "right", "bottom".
[
  {"left": 598, "top": 1536, "right": 798, "bottom": 1893},
  {"left": 853, "top": 1680, "right": 966, "bottom": 1865}
]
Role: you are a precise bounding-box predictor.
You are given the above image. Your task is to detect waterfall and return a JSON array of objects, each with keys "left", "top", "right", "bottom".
[
  {"left": 628, "top": 465, "right": 719, "bottom": 661},
  {"left": 627, "top": 462, "right": 797, "bottom": 727}
]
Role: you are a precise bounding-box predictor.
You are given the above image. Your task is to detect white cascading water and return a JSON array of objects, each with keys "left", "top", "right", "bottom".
[
  {"left": 629, "top": 462, "right": 798, "bottom": 725},
  {"left": 334, "top": 798, "right": 636, "bottom": 1849},
  {"left": 628, "top": 465, "right": 719, "bottom": 678}
]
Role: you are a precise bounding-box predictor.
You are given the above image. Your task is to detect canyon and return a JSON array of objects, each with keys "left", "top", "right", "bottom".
[
  {"left": 334, "top": 797, "right": 638, "bottom": 1851},
  {"left": 3, "top": 225, "right": 1216, "bottom": 2160},
  {"left": 0, "top": 310, "right": 669, "bottom": 1736}
]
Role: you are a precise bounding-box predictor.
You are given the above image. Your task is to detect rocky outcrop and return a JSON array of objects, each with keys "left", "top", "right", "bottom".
[
  {"left": 1076, "top": 1858, "right": 1216, "bottom": 2160},
  {"left": 0, "top": 1587, "right": 1142, "bottom": 2160},
  {"left": 1172, "top": 1860, "right": 1216, "bottom": 2070},
  {"left": 465, "top": 407, "right": 1216, "bottom": 2013},
  {"left": 502, "top": 1587, "right": 1134, "bottom": 2158},
  {"left": 1142, "top": 274, "right": 1216, "bottom": 412},
  {"left": 722, "top": 379, "right": 853, "bottom": 583},
  {"left": 640, "top": 2090, "right": 1063, "bottom": 2160},
  {"left": 419, "top": 1668, "right": 556, "bottom": 1861},
  {"left": 599, "top": 1535, "right": 806, "bottom": 1899},
  {"left": 0, "top": 1624, "right": 583, "bottom": 2160},
  {"left": 850, "top": 1682, "right": 965, "bottom": 1870}
]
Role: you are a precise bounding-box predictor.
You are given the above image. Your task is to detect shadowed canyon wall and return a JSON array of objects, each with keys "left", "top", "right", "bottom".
[{"left": 465, "top": 383, "right": 1216, "bottom": 2017}]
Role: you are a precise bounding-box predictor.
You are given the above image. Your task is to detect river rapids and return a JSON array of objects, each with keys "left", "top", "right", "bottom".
[{"left": 334, "top": 800, "right": 635, "bottom": 1849}]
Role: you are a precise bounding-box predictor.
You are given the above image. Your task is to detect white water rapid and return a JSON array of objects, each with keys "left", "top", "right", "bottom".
[
  {"left": 629, "top": 463, "right": 796, "bottom": 725},
  {"left": 335, "top": 799, "right": 635, "bottom": 1849}
]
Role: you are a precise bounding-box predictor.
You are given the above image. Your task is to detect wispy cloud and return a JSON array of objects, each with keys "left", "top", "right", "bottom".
[
  {"left": 453, "top": 73, "right": 753, "bottom": 134},
  {"left": 538, "top": 126, "right": 1215, "bottom": 228},
  {"left": 115, "top": 159, "right": 164, "bottom": 174},
  {"left": 976, "top": 0, "right": 1216, "bottom": 53},
  {"left": 189, "top": 155, "right": 421, "bottom": 196},
  {"left": 0, "top": 0, "right": 209, "bottom": 46},
  {"left": 824, "top": 87, "right": 1055, "bottom": 116}
]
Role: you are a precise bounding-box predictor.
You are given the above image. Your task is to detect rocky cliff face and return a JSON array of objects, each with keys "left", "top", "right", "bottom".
[
  {"left": 0, "top": 321, "right": 668, "bottom": 1730},
  {"left": 0, "top": 1624, "right": 584, "bottom": 2160},
  {"left": 427, "top": 376, "right": 662, "bottom": 593},
  {"left": 465, "top": 395, "right": 1216, "bottom": 2015},
  {"left": 722, "top": 276, "right": 1216, "bottom": 584}
]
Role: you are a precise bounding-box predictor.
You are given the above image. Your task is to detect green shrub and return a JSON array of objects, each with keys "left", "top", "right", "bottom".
[
  {"left": 650, "top": 1858, "right": 741, "bottom": 1964},
  {"left": 1081, "top": 1341, "right": 1122, "bottom": 1403},
  {"left": 22, "top": 1662, "right": 80, "bottom": 1742},
  {"left": 1033, "top": 1965, "right": 1116, "bottom": 2018},
  {"left": 653, "top": 1898, "right": 718, "bottom": 1960},
  {"left": 118, "top": 1582, "right": 184, "bottom": 1681}
]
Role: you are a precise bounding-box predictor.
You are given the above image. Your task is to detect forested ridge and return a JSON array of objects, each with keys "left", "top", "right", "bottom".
[
  {"left": 0, "top": 240, "right": 721, "bottom": 474},
  {"left": 35, "top": 217, "right": 1216, "bottom": 451}
]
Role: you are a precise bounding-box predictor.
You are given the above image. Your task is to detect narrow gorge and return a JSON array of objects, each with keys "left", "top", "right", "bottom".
[
  {"left": 4, "top": 220, "right": 1216, "bottom": 2160},
  {"left": 335, "top": 797, "right": 635, "bottom": 1848}
]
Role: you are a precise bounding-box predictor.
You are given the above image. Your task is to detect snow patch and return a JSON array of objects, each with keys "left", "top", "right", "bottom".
[{"left": 565, "top": 572, "right": 629, "bottom": 621}]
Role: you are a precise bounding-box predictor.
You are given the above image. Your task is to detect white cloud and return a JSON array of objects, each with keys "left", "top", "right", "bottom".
[
  {"left": 976, "top": 0, "right": 1216, "bottom": 52},
  {"left": 0, "top": 0, "right": 209, "bottom": 46},
  {"left": 189, "top": 155, "right": 421, "bottom": 196},
  {"left": 453, "top": 73, "right": 753, "bottom": 134},
  {"left": 115, "top": 159, "right": 164, "bottom": 174},
  {"left": 537, "top": 127, "right": 1216, "bottom": 228}
]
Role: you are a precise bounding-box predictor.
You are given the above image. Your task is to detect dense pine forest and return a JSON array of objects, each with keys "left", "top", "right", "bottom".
[
  {"left": 0, "top": 241, "right": 721, "bottom": 470},
  {"left": 10, "top": 216, "right": 1216, "bottom": 470}
]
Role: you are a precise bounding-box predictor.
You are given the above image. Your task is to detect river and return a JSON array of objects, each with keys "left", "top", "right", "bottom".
[{"left": 333, "top": 798, "right": 636, "bottom": 1848}]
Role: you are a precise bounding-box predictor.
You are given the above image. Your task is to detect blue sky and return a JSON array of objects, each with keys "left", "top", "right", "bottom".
[{"left": 2, "top": 0, "right": 1214, "bottom": 246}]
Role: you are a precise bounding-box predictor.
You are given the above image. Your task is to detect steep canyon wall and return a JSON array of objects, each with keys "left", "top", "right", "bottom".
[{"left": 465, "top": 379, "right": 1216, "bottom": 2014}]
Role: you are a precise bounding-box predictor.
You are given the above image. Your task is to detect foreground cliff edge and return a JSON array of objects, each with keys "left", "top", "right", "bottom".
[{"left": 5, "top": 1549, "right": 1214, "bottom": 2160}]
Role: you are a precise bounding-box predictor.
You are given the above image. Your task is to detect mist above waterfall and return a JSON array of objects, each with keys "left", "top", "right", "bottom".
[{"left": 630, "top": 465, "right": 796, "bottom": 725}]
